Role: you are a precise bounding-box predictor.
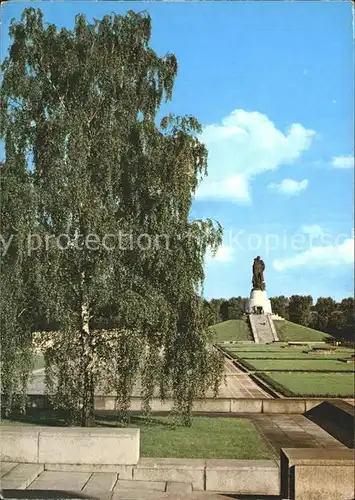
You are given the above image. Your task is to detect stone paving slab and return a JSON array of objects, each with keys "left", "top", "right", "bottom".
[
  {"left": 0, "top": 463, "right": 18, "bottom": 479},
  {"left": 27, "top": 471, "right": 91, "bottom": 491},
  {"left": 45, "top": 463, "right": 134, "bottom": 479},
  {"left": 1, "top": 464, "right": 44, "bottom": 490},
  {"left": 252, "top": 414, "right": 345, "bottom": 453},
  {"left": 82, "top": 472, "right": 118, "bottom": 493}
]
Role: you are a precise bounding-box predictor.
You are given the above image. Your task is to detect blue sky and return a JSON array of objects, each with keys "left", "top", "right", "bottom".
[{"left": 1, "top": 1, "right": 354, "bottom": 301}]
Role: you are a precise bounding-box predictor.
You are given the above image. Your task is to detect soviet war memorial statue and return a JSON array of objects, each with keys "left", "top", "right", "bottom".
[{"left": 252, "top": 256, "right": 266, "bottom": 291}]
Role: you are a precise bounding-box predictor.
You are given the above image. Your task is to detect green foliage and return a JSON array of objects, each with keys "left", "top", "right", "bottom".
[
  {"left": 206, "top": 297, "right": 246, "bottom": 324},
  {"left": 313, "top": 297, "right": 336, "bottom": 331},
  {"left": 0, "top": 158, "right": 37, "bottom": 414},
  {"left": 208, "top": 298, "right": 224, "bottom": 324},
  {"left": 288, "top": 295, "right": 313, "bottom": 326},
  {"left": 0, "top": 8, "right": 224, "bottom": 425},
  {"left": 222, "top": 296, "right": 245, "bottom": 320},
  {"left": 270, "top": 296, "right": 289, "bottom": 319},
  {"left": 328, "top": 298, "right": 354, "bottom": 340}
]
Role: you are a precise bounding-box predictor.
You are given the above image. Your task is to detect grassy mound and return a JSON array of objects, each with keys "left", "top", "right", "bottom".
[
  {"left": 210, "top": 319, "right": 253, "bottom": 342},
  {"left": 274, "top": 320, "right": 333, "bottom": 342}
]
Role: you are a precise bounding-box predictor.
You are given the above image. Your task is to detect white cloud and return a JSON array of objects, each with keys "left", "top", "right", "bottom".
[
  {"left": 272, "top": 238, "right": 354, "bottom": 271},
  {"left": 268, "top": 178, "right": 308, "bottom": 196},
  {"left": 205, "top": 244, "right": 234, "bottom": 263},
  {"left": 332, "top": 155, "right": 354, "bottom": 169},
  {"left": 197, "top": 175, "right": 251, "bottom": 204},
  {"left": 195, "top": 109, "right": 315, "bottom": 203},
  {"left": 300, "top": 224, "right": 324, "bottom": 237}
]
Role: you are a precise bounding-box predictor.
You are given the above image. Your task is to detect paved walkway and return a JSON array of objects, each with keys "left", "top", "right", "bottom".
[
  {"left": 2, "top": 483, "right": 278, "bottom": 500},
  {"left": 27, "top": 358, "right": 271, "bottom": 399},
  {"left": 221, "top": 359, "right": 270, "bottom": 398},
  {"left": 249, "top": 315, "right": 274, "bottom": 344},
  {"left": 252, "top": 414, "right": 346, "bottom": 452},
  {"left": 1, "top": 462, "right": 278, "bottom": 499}
]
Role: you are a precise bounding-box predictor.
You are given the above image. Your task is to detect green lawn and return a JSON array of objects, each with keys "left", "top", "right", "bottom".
[
  {"left": 258, "top": 372, "right": 354, "bottom": 397},
  {"left": 274, "top": 320, "right": 333, "bottom": 342},
  {"left": 220, "top": 342, "right": 353, "bottom": 397},
  {"left": 210, "top": 319, "right": 253, "bottom": 342},
  {"left": 240, "top": 358, "right": 354, "bottom": 372},
  {"left": 139, "top": 417, "right": 274, "bottom": 459},
  {"left": 0, "top": 412, "right": 274, "bottom": 460}
]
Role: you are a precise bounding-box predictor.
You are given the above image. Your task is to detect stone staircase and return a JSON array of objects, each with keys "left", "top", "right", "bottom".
[{"left": 249, "top": 314, "right": 276, "bottom": 344}]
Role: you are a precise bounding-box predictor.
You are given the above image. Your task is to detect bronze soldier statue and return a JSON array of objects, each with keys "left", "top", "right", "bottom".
[{"left": 252, "top": 256, "right": 265, "bottom": 291}]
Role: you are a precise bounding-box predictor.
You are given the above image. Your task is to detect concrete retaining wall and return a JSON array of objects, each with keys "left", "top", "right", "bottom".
[
  {"left": 280, "top": 448, "right": 355, "bottom": 500},
  {"left": 291, "top": 464, "right": 355, "bottom": 500},
  {"left": 262, "top": 399, "right": 306, "bottom": 414},
  {"left": 205, "top": 459, "right": 279, "bottom": 495},
  {"left": 24, "top": 394, "right": 345, "bottom": 414},
  {"left": 1, "top": 427, "right": 140, "bottom": 465}
]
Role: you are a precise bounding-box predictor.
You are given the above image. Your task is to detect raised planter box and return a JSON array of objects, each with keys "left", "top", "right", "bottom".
[
  {"left": 1, "top": 426, "right": 140, "bottom": 465},
  {"left": 280, "top": 448, "right": 355, "bottom": 500}
]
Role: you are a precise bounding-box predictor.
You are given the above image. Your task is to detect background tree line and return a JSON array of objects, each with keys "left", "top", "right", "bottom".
[
  {"left": 201, "top": 295, "right": 354, "bottom": 341},
  {"left": 33, "top": 293, "right": 354, "bottom": 342}
]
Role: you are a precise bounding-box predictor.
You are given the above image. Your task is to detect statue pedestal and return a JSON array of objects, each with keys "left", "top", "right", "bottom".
[{"left": 245, "top": 289, "right": 272, "bottom": 315}]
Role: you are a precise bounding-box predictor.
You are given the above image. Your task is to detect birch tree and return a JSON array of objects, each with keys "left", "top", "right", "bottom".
[{"left": 1, "top": 7, "right": 224, "bottom": 426}]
